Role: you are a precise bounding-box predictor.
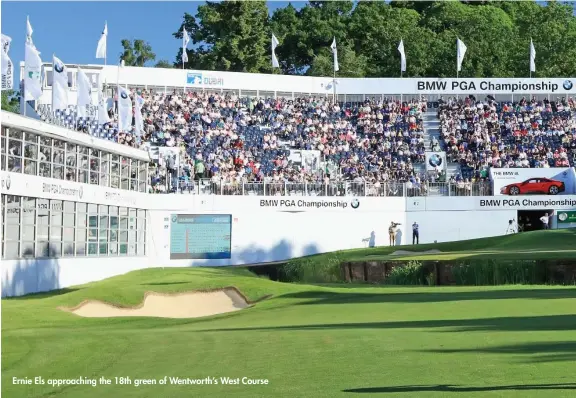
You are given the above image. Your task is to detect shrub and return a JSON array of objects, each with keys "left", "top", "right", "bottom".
[{"left": 385, "top": 261, "right": 425, "bottom": 285}]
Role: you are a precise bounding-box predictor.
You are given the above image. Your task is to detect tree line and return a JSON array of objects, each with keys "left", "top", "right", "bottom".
[{"left": 93, "top": 1, "right": 576, "bottom": 79}]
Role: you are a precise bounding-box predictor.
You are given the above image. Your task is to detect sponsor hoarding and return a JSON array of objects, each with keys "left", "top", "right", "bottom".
[
  {"left": 407, "top": 195, "right": 576, "bottom": 212},
  {"left": 557, "top": 211, "right": 576, "bottom": 224},
  {"left": 209, "top": 196, "right": 405, "bottom": 213},
  {"left": 0, "top": 171, "right": 144, "bottom": 207},
  {"left": 186, "top": 72, "right": 224, "bottom": 86},
  {"left": 477, "top": 196, "right": 576, "bottom": 210},
  {"left": 490, "top": 168, "right": 576, "bottom": 196},
  {"left": 425, "top": 152, "right": 446, "bottom": 171}
]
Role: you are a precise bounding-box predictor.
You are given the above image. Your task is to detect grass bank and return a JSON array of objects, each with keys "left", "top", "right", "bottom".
[{"left": 277, "top": 229, "right": 576, "bottom": 284}]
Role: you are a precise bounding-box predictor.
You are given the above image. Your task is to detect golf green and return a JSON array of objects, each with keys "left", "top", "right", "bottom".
[
  {"left": 3, "top": 267, "right": 576, "bottom": 397},
  {"left": 304, "top": 229, "right": 576, "bottom": 263}
]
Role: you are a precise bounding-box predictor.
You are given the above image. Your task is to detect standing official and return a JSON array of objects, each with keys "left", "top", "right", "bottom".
[
  {"left": 540, "top": 212, "right": 552, "bottom": 230},
  {"left": 412, "top": 222, "right": 419, "bottom": 244}
]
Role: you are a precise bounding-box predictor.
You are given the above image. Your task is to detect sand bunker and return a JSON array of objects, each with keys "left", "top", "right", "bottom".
[
  {"left": 60, "top": 288, "right": 254, "bottom": 319},
  {"left": 391, "top": 249, "right": 443, "bottom": 256}
]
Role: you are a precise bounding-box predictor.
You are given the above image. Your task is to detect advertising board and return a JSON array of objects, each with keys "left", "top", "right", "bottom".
[{"left": 490, "top": 168, "right": 576, "bottom": 196}]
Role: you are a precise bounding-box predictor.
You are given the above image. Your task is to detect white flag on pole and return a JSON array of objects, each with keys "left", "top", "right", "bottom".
[
  {"left": 1, "top": 33, "right": 13, "bottom": 89},
  {"left": 117, "top": 85, "right": 132, "bottom": 132},
  {"left": 98, "top": 89, "right": 110, "bottom": 124},
  {"left": 26, "top": 17, "right": 33, "bottom": 42},
  {"left": 331, "top": 37, "right": 339, "bottom": 72},
  {"left": 77, "top": 67, "right": 92, "bottom": 117},
  {"left": 271, "top": 33, "right": 280, "bottom": 68},
  {"left": 182, "top": 27, "right": 190, "bottom": 63},
  {"left": 52, "top": 55, "right": 69, "bottom": 111},
  {"left": 24, "top": 41, "right": 42, "bottom": 100},
  {"left": 330, "top": 38, "right": 340, "bottom": 72},
  {"left": 398, "top": 39, "right": 406, "bottom": 73},
  {"left": 457, "top": 38, "right": 467, "bottom": 72},
  {"left": 96, "top": 22, "right": 107, "bottom": 59},
  {"left": 530, "top": 38, "right": 536, "bottom": 73},
  {"left": 134, "top": 94, "right": 145, "bottom": 137}
]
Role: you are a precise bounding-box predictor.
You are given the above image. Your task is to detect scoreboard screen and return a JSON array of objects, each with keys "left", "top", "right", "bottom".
[{"left": 170, "top": 214, "right": 232, "bottom": 260}]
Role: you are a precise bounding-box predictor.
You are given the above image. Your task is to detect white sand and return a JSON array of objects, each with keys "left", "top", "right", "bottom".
[
  {"left": 61, "top": 288, "right": 250, "bottom": 319},
  {"left": 391, "top": 249, "right": 442, "bottom": 256}
]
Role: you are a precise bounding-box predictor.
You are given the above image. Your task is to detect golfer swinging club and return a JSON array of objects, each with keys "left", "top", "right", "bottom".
[{"left": 389, "top": 221, "right": 401, "bottom": 246}]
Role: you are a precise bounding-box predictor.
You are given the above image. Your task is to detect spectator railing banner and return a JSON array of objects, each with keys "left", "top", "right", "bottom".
[
  {"left": 425, "top": 152, "right": 447, "bottom": 172},
  {"left": 490, "top": 167, "right": 576, "bottom": 196},
  {"left": 171, "top": 179, "right": 492, "bottom": 197},
  {"left": 288, "top": 150, "right": 321, "bottom": 173},
  {"left": 93, "top": 65, "right": 576, "bottom": 96}
]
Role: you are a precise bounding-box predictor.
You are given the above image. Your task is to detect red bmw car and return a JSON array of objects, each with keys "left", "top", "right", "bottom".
[{"left": 501, "top": 178, "right": 565, "bottom": 196}]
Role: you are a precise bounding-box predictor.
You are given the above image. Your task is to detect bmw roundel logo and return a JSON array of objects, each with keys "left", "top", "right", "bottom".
[
  {"left": 563, "top": 80, "right": 573, "bottom": 90},
  {"left": 428, "top": 153, "right": 443, "bottom": 168},
  {"left": 351, "top": 199, "right": 360, "bottom": 209},
  {"left": 54, "top": 63, "right": 64, "bottom": 73},
  {"left": 121, "top": 92, "right": 128, "bottom": 99}
]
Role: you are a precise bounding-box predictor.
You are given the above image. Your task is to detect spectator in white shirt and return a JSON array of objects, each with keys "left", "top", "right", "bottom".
[{"left": 539, "top": 213, "right": 551, "bottom": 230}]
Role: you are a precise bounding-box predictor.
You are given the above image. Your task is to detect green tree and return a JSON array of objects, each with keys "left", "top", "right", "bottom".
[
  {"left": 296, "top": 1, "right": 354, "bottom": 70},
  {"left": 1, "top": 90, "right": 19, "bottom": 114},
  {"left": 348, "top": 1, "right": 434, "bottom": 77},
  {"left": 172, "top": 0, "right": 576, "bottom": 78},
  {"left": 120, "top": 39, "right": 156, "bottom": 66},
  {"left": 155, "top": 60, "right": 173, "bottom": 68},
  {"left": 174, "top": 1, "right": 271, "bottom": 72},
  {"left": 270, "top": 4, "right": 304, "bottom": 74},
  {"left": 307, "top": 42, "right": 368, "bottom": 78}
]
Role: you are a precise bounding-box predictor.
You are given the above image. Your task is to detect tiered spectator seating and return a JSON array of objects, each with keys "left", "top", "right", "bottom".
[
  {"left": 36, "top": 91, "right": 575, "bottom": 194},
  {"left": 437, "top": 97, "right": 576, "bottom": 181},
  {"left": 39, "top": 91, "right": 429, "bottom": 192}
]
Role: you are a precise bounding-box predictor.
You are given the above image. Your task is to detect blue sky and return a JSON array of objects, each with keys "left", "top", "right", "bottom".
[{"left": 2, "top": 1, "right": 297, "bottom": 80}]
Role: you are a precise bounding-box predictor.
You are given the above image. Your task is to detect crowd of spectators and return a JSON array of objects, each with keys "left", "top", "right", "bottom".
[
  {"left": 437, "top": 96, "right": 576, "bottom": 180},
  {"left": 92, "top": 90, "right": 430, "bottom": 192},
  {"left": 38, "top": 88, "right": 576, "bottom": 195}
]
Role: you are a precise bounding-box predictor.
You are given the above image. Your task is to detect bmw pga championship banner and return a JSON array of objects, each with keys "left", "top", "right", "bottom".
[
  {"left": 425, "top": 152, "right": 446, "bottom": 172},
  {"left": 490, "top": 168, "right": 576, "bottom": 196}
]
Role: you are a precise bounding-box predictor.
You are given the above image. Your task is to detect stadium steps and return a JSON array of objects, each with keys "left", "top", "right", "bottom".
[
  {"left": 422, "top": 111, "right": 440, "bottom": 150},
  {"left": 422, "top": 110, "right": 460, "bottom": 178}
]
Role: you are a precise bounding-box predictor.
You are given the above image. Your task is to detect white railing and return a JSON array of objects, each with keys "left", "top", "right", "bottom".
[{"left": 158, "top": 179, "right": 493, "bottom": 197}]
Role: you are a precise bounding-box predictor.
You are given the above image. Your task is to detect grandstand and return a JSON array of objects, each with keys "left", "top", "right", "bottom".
[
  {"left": 15, "top": 64, "right": 576, "bottom": 195},
  {"left": 2, "top": 66, "right": 576, "bottom": 295}
]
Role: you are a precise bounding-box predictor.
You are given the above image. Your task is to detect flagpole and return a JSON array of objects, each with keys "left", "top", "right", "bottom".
[
  {"left": 456, "top": 38, "right": 459, "bottom": 99},
  {"left": 104, "top": 21, "right": 107, "bottom": 67},
  {"left": 333, "top": 70, "right": 336, "bottom": 103},
  {"left": 116, "top": 60, "right": 121, "bottom": 136},
  {"left": 23, "top": 16, "right": 29, "bottom": 118},
  {"left": 52, "top": 53, "right": 56, "bottom": 122},
  {"left": 400, "top": 70, "right": 403, "bottom": 104}
]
